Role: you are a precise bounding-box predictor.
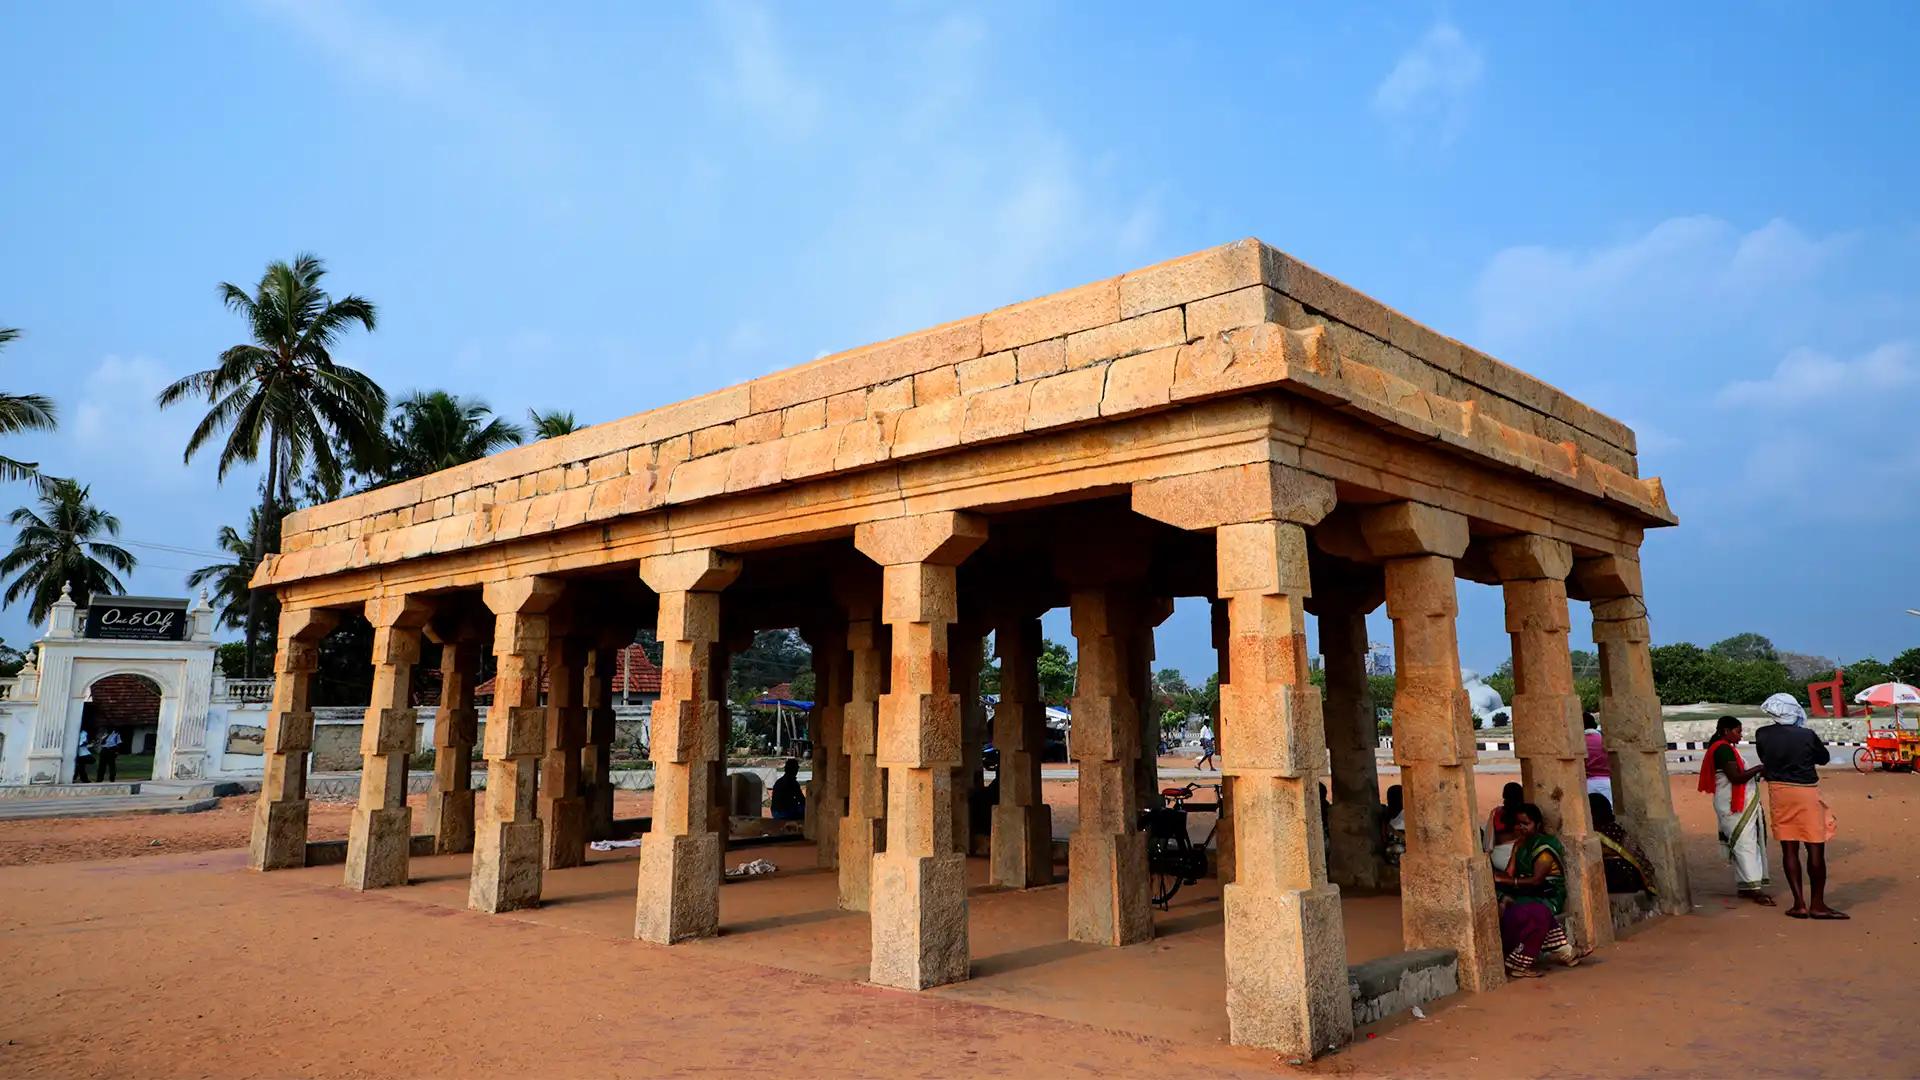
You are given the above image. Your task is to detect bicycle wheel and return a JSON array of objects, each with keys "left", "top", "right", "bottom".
[{"left": 1854, "top": 747, "right": 1874, "bottom": 774}]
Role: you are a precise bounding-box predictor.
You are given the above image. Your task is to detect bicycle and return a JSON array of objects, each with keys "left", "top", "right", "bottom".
[{"left": 1139, "top": 782, "right": 1222, "bottom": 910}]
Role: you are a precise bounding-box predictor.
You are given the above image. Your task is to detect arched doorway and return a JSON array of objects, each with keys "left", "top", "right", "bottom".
[{"left": 80, "top": 674, "right": 162, "bottom": 781}]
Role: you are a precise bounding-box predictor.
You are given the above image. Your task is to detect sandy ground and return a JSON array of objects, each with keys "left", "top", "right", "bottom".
[{"left": 0, "top": 771, "right": 1915, "bottom": 1078}]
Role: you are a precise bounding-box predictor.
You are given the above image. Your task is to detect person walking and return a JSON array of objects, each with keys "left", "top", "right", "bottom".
[
  {"left": 74, "top": 728, "right": 93, "bottom": 783},
  {"left": 1754, "top": 693, "right": 1846, "bottom": 920},
  {"left": 98, "top": 728, "right": 123, "bottom": 782},
  {"left": 1195, "top": 721, "right": 1216, "bottom": 771}
]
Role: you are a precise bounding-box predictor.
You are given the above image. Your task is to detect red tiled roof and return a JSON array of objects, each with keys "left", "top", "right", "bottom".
[{"left": 472, "top": 644, "right": 661, "bottom": 701}]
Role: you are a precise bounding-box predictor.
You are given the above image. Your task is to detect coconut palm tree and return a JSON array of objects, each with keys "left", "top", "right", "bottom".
[
  {"left": 186, "top": 508, "right": 277, "bottom": 632},
  {"left": 0, "top": 327, "right": 58, "bottom": 485},
  {"left": 156, "top": 254, "right": 385, "bottom": 675},
  {"left": 378, "top": 391, "right": 524, "bottom": 482},
  {"left": 1, "top": 479, "right": 136, "bottom": 624},
  {"left": 528, "top": 408, "right": 580, "bottom": 439}
]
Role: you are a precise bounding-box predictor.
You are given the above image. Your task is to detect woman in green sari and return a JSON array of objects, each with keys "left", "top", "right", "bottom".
[{"left": 1491, "top": 803, "right": 1590, "bottom": 977}]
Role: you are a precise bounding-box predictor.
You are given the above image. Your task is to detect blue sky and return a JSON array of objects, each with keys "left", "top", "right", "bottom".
[{"left": 2, "top": 2, "right": 1916, "bottom": 679}]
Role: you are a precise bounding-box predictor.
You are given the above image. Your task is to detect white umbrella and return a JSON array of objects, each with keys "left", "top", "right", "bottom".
[{"left": 1853, "top": 682, "right": 1920, "bottom": 708}]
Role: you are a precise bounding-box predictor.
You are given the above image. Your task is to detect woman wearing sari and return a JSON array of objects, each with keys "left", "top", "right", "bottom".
[
  {"left": 1700, "top": 715, "right": 1773, "bottom": 905},
  {"left": 1490, "top": 803, "right": 1590, "bottom": 977},
  {"left": 1483, "top": 782, "right": 1524, "bottom": 873}
]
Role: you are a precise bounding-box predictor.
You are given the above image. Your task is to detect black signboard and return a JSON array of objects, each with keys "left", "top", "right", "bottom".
[{"left": 84, "top": 597, "right": 188, "bottom": 641}]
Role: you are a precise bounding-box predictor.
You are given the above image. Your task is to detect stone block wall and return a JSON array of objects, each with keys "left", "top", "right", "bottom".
[{"left": 259, "top": 240, "right": 1672, "bottom": 593}]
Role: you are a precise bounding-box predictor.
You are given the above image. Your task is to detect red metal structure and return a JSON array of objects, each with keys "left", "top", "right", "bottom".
[{"left": 1807, "top": 668, "right": 1848, "bottom": 718}]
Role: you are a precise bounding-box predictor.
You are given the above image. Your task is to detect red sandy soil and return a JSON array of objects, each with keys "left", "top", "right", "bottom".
[{"left": 0, "top": 772, "right": 1915, "bottom": 1078}]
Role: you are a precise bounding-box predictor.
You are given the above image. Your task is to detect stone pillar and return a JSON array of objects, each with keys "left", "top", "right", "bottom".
[
  {"left": 1132, "top": 460, "right": 1351, "bottom": 1057},
  {"left": 805, "top": 624, "right": 847, "bottom": 868},
  {"left": 1067, "top": 587, "right": 1152, "bottom": 947},
  {"left": 247, "top": 606, "right": 340, "bottom": 871},
  {"left": 1578, "top": 552, "right": 1691, "bottom": 914},
  {"left": 989, "top": 613, "right": 1053, "bottom": 888},
  {"left": 1362, "top": 502, "right": 1503, "bottom": 992},
  {"left": 1130, "top": 599, "right": 1173, "bottom": 833},
  {"left": 538, "top": 632, "right": 588, "bottom": 869},
  {"left": 471, "top": 577, "right": 562, "bottom": 914},
  {"left": 344, "top": 594, "right": 432, "bottom": 891},
  {"left": 1210, "top": 597, "right": 1235, "bottom": 884},
  {"left": 951, "top": 623, "right": 987, "bottom": 856},
  {"left": 1491, "top": 536, "right": 1613, "bottom": 950},
  {"left": 837, "top": 611, "right": 887, "bottom": 911},
  {"left": 1215, "top": 516, "right": 1353, "bottom": 1056},
  {"left": 854, "top": 511, "right": 987, "bottom": 990},
  {"left": 582, "top": 637, "right": 619, "bottom": 842},
  {"left": 1317, "top": 583, "right": 1390, "bottom": 892},
  {"left": 424, "top": 626, "right": 482, "bottom": 854},
  {"left": 633, "top": 550, "right": 741, "bottom": 943}
]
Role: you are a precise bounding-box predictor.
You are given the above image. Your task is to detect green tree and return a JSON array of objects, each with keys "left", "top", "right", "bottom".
[
  {"left": 1891, "top": 647, "right": 1920, "bottom": 687},
  {"left": 1710, "top": 632, "right": 1778, "bottom": 663},
  {"left": 157, "top": 254, "right": 385, "bottom": 676},
  {"left": 0, "top": 479, "right": 136, "bottom": 623},
  {"left": 0, "top": 327, "right": 58, "bottom": 485},
  {"left": 0, "top": 638, "right": 27, "bottom": 678},
  {"left": 528, "top": 408, "right": 580, "bottom": 438},
  {"left": 1036, "top": 638, "right": 1076, "bottom": 704},
  {"left": 1840, "top": 657, "right": 1897, "bottom": 707},
  {"left": 376, "top": 391, "right": 525, "bottom": 483},
  {"left": 187, "top": 509, "right": 277, "bottom": 632}
]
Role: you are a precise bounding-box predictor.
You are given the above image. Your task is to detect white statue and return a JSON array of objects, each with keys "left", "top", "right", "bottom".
[{"left": 1461, "top": 668, "right": 1507, "bottom": 729}]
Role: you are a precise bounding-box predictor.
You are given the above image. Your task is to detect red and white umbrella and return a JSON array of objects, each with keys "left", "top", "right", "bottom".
[{"left": 1853, "top": 682, "right": 1920, "bottom": 708}]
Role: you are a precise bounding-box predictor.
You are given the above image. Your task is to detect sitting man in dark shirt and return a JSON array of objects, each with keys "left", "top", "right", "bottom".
[{"left": 769, "top": 758, "right": 806, "bottom": 821}]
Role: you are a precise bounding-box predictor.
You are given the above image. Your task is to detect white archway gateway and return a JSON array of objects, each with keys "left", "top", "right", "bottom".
[{"left": 0, "top": 587, "right": 217, "bottom": 785}]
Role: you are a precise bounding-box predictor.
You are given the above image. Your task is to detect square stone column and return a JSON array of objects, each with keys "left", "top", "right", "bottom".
[
  {"left": 1210, "top": 597, "right": 1235, "bottom": 884},
  {"left": 540, "top": 633, "right": 589, "bottom": 870},
  {"left": 855, "top": 511, "right": 987, "bottom": 991},
  {"left": 345, "top": 594, "right": 433, "bottom": 891},
  {"left": 470, "top": 577, "right": 562, "bottom": 914},
  {"left": 424, "top": 624, "right": 483, "bottom": 854},
  {"left": 1129, "top": 599, "right": 1173, "bottom": 838},
  {"left": 951, "top": 623, "right": 988, "bottom": 856},
  {"left": 1577, "top": 553, "right": 1691, "bottom": 914},
  {"left": 1215, "top": 520, "right": 1352, "bottom": 1055},
  {"left": 1135, "top": 461, "right": 1351, "bottom": 1057},
  {"left": 1491, "top": 536, "right": 1612, "bottom": 951},
  {"left": 805, "top": 624, "right": 848, "bottom": 868},
  {"left": 989, "top": 613, "right": 1053, "bottom": 889},
  {"left": 582, "top": 637, "right": 620, "bottom": 843},
  {"left": 634, "top": 550, "right": 741, "bottom": 944},
  {"left": 1362, "top": 502, "right": 1503, "bottom": 993},
  {"left": 1315, "top": 582, "right": 1391, "bottom": 892},
  {"left": 248, "top": 606, "right": 340, "bottom": 871},
  {"left": 837, "top": 613, "right": 887, "bottom": 910},
  {"left": 1066, "top": 586, "right": 1152, "bottom": 947}
]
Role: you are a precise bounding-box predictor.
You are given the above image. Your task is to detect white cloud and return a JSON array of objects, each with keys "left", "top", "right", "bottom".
[
  {"left": 1717, "top": 341, "right": 1918, "bottom": 409},
  {"left": 1372, "top": 22, "right": 1483, "bottom": 144},
  {"left": 709, "top": 1, "right": 822, "bottom": 137},
  {"left": 69, "top": 356, "right": 202, "bottom": 488},
  {"left": 1473, "top": 216, "right": 1849, "bottom": 347}
]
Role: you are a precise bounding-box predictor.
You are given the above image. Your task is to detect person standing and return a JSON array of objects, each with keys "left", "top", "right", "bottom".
[
  {"left": 1582, "top": 712, "right": 1613, "bottom": 802},
  {"left": 1195, "top": 721, "right": 1216, "bottom": 771},
  {"left": 1698, "top": 715, "right": 1772, "bottom": 905},
  {"left": 1754, "top": 693, "right": 1846, "bottom": 920},
  {"left": 74, "top": 728, "right": 93, "bottom": 783},
  {"left": 98, "top": 728, "right": 123, "bottom": 782}
]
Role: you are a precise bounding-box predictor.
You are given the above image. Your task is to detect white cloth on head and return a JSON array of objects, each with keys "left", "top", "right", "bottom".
[{"left": 1761, "top": 693, "right": 1807, "bottom": 726}]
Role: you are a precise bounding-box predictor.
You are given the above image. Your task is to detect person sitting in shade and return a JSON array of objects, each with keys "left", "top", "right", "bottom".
[
  {"left": 1492, "top": 803, "right": 1591, "bottom": 977},
  {"left": 1589, "top": 792, "right": 1654, "bottom": 895},
  {"left": 769, "top": 758, "right": 805, "bottom": 821},
  {"left": 1380, "top": 784, "right": 1406, "bottom": 865}
]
